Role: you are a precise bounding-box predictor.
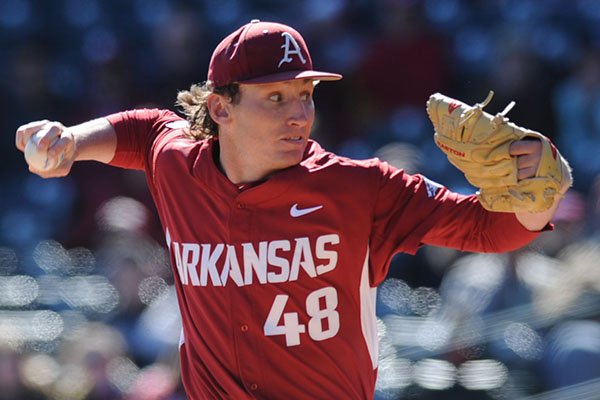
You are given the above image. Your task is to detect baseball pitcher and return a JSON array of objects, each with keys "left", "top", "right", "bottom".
[{"left": 15, "top": 20, "right": 571, "bottom": 400}]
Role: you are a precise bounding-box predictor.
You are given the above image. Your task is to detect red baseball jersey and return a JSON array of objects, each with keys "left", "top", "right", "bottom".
[{"left": 106, "top": 109, "right": 541, "bottom": 399}]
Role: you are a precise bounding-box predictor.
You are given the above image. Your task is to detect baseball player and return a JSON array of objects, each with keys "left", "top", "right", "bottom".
[{"left": 16, "top": 20, "right": 571, "bottom": 400}]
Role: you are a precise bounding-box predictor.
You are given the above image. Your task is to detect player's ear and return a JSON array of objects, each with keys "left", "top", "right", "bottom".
[{"left": 207, "top": 93, "right": 232, "bottom": 125}]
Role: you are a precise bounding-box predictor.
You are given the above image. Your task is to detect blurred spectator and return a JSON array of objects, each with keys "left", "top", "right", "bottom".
[
  {"left": 553, "top": 48, "right": 600, "bottom": 188},
  {"left": 483, "top": 43, "right": 556, "bottom": 139},
  {"left": 542, "top": 320, "right": 600, "bottom": 390},
  {"left": 0, "top": 345, "right": 45, "bottom": 400},
  {"left": 356, "top": 1, "right": 448, "bottom": 113}
]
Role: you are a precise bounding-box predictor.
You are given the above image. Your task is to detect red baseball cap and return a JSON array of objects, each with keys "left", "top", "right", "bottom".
[{"left": 207, "top": 19, "right": 343, "bottom": 87}]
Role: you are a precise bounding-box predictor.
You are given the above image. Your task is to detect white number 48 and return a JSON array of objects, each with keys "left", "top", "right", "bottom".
[{"left": 263, "top": 286, "right": 340, "bottom": 347}]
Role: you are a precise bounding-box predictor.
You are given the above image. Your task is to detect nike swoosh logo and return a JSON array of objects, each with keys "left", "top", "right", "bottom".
[{"left": 290, "top": 203, "right": 323, "bottom": 218}]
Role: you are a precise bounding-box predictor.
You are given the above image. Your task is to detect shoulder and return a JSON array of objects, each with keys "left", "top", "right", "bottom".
[
  {"left": 149, "top": 110, "right": 205, "bottom": 156},
  {"left": 303, "top": 140, "right": 388, "bottom": 172},
  {"left": 304, "top": 141, "right": 446, "bottom": 196},
  {"left": 153, "top": 135, "right": 212, "bottom": 180},
  {"left": 298, "top": 141, "right": 408, "bottom": 193},
  {"left": 107, "top": 108, "right": 183, "bottom": 124},
  {"left": 154, "top": 109, "right": 187, "bottom": 127}
]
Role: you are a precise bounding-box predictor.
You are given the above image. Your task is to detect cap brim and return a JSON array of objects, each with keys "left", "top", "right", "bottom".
[{"left": 238, "top": 70, "right": 342, "bottom": 84}]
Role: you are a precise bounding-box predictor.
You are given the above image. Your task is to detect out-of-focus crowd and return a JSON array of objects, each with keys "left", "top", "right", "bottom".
[{"left": 1, "top": 1, "right": 600, "bottom": 399}]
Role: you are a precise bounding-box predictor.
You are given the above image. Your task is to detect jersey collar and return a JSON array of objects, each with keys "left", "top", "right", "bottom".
[{"left": 192, "top": 138, "right": 325, "bottom": 204}]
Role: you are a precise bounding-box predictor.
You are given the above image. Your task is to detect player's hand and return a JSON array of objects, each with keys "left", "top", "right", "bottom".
[
  {"left": 15, "top": 120, "right": 76, "bottom": 178},
  {"left": 509, "top": 139, "right": 542, "bottom": 180}
]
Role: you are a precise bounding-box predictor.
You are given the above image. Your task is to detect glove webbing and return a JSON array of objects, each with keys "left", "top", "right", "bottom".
[{"left": 458, "top": 91, "right": 516, "bottom": 136}]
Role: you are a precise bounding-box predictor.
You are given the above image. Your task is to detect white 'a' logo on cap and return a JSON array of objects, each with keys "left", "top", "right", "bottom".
[{"left": 278, "top": 32, "right": 307, "bottom": 68}]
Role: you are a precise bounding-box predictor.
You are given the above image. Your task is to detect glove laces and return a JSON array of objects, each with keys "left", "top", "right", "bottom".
[{"left": 459, "top": 90, "right": 516, "bottom": 130}]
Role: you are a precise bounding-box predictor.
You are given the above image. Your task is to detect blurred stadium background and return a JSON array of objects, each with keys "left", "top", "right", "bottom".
[{"left": 1, "top": 0, "right": 600, "bottom": 399}]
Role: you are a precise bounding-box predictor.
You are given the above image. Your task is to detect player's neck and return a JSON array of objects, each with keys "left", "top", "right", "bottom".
[{"left": 214, "top": 139, "right": 275, "bottom": 186}]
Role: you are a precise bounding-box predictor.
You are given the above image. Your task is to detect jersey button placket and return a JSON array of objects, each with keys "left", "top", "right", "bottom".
[
  {"left": 229, "top": 198, "right": 261, "bottom": 392},
  {"left": 230, "top": 199, "right": 252, "bottom": 244}
]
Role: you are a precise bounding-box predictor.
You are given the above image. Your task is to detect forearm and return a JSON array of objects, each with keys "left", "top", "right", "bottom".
[
  {"left": 421, "top": 194, "right": 541, "bottom": 253},
  {"left": 17, "top": 116, "right": 118, "bottom": 178},
  {"left": 71, "top": 117, "right": 117, "bottom": 163}
]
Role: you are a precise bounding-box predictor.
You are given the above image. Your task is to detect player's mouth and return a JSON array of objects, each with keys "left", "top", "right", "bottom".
[{"left": 281, "top": 136, "right": 304, "bottom": 144}]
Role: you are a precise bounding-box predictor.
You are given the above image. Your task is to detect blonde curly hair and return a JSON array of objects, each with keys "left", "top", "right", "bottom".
[{"left": 175, "top": 82, "right": 240, "bottom": 140}]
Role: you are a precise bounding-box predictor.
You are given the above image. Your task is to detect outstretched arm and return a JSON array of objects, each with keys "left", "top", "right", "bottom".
[
  {"left": 427, "top": 91, "right": 572, "bottom": 233},
  {"left": 15, "top": 118, "right": 116, "bottom": 178}
]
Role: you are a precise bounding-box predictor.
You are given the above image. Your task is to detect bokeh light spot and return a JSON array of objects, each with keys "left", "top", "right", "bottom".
[
  {"left": 96, "top": 197, "right": 148, "bottom": 232},
  {"left": 33, "top": 240, "right": 71, "bottom": 274},
  {"left": 107, "top": 356, "right": 140, "bottom": 394},
  {"left": 61, "top": 276, "right": 119, "bottom": 314},
  {"left": 379, "top": 278, "right": 412, "bottom": 314},
  {"left": 0, "top": 275, "right": 38, "bottom": 306},
  {"left": 138, "top": 276, "right": 167, "bottom": 305},
  {"left": 21, "top": 353, "right": 61, "bottom": 387},
  {"left": 413, "top": 359, "right": 456, "bottom": 390},
  {"left": 409, "top": 287, "right": 442, "bottom": 316},
  {"left": 458, "top": 359, "right": 508, "bottom": 390},
  {"left": 503, "top": 322, "right": 543, "bottom": 360}
]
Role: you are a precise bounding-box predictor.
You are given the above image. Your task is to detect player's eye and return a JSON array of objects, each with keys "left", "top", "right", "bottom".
[
  {"left": 269, "top": 93, "right": 282, "bottom": 102},
  {"left": 300, "top": 92, "right": 312, "bottom": 102}
]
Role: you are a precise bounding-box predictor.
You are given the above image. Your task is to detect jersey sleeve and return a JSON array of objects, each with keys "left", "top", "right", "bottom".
[
  {"left": 368, "top": 161, "right": 544, "bottom": 286},
  {"left": 105, "top": 108, "right": 185, "bottom": 172}
]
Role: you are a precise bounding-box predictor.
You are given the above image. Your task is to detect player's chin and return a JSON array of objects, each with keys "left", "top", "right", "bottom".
[{"left": 275, "top": 149, "right": 305, "bottom": 169}]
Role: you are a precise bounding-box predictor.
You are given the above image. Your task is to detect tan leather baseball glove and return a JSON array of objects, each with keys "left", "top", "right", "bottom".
[{"left": 426, "top": 91, "right": 572, "bottom": 212}]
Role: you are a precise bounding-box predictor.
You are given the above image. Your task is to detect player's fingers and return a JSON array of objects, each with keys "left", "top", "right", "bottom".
[
  {"left": 28, "top": 158, "right": 72, "bottom": 179},
  {"left": 15, "top": 119, "right": 50, "bottom": 151},
  {"left": 511, "top": 140, "right": 543, "bottom": 181},
  {"left": 518, "top": 166, "right": 537, "bottom": 180},
  {"left": 516, "top": 150, "right": 541, "bottom": 180},
  {"left": 47, "top": 132, "right": 74, "bottom": 168},
  {"left": 36, "top": 123, "right": 64, "bottom": 151},
  {"left": 28, "top": 166, "right": 64, "bottom": 179},
  {"left": 516, "top": 153, "right": 540, "bottom": 170},
  {"left": 509, "top": 139, "right": 542, "bottom": 156}
]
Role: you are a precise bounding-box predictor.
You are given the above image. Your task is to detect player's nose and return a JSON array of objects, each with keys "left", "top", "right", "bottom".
[{"left": 287, "top": 99, "right": 312, "bottom": 128}]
